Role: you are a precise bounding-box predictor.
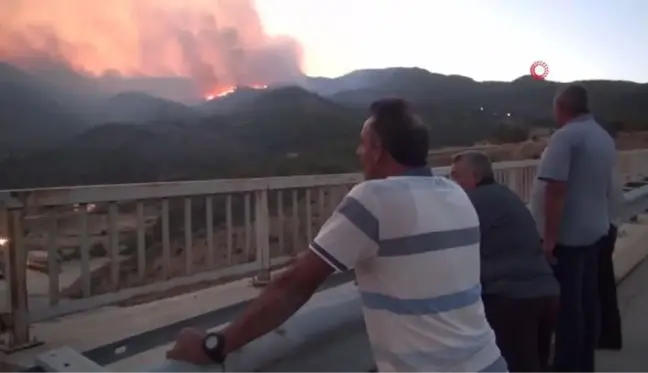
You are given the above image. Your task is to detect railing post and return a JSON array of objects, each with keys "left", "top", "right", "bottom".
[
  {"left": 0, "top": 208, "right": 42, "bottom": 353},
  {"left": 617, "top": 152, "right": 630, "bottom": 182},
  {"left": 506, "top": 167, "right": 520, "bottom": 196},
  {"left": 252, "top": 189, "right": 271, "bottom": 287},
  {"left": 641, "top": 150, "right": 648, "bottom": 180},
  {"left": 520, "top": 166, "right": 533, "bottom": 203}
]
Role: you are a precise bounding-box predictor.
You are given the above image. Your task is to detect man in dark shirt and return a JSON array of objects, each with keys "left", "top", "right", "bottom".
[{"left": 451, "top": 150, "right": 560, "bottom": 372}]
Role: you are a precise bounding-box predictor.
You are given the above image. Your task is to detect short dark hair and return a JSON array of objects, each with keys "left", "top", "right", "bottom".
[
  {"left": 452, "top": 150, "right": 494, "bottom": 181},
  {"left": 555, "top": 84, "right": 590, "bottom": 115},
  {"left": 368, "top": 98, "right": 429, "bottom": 167}
]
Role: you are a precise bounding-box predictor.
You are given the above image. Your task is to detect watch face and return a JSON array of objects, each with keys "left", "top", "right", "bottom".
[{"left": 205, "top": 335, "right": 220, "bottom": 350}]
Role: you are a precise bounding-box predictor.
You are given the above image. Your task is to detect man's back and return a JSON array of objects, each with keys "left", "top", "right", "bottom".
[
  {"left": 530, "top": 115, "right": 616, "bottom": 246},
  {"left": 318, "top": 174, "right": 502, "bottom": 372},
  {"left": 467, "top": 182, "right": 559, "bottom": 298}
]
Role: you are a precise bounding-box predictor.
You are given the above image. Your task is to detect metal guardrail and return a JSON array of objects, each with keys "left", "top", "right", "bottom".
[
  {"left": 1, "top": 149, "right": 644, "bottom": 365},
  {"left": 619, "top": 182, "right": 648, "bottom": 222},
  {"left": 0, "top": 157, "right": 546, "bottom": 354},
  {"left": 26, "top": 182, "right": 648, "bottom": 372}
]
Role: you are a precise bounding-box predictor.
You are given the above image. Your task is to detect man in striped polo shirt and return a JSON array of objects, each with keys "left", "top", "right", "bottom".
[{"left": 165, "top": 99, "right": 505, "bottom": 372}]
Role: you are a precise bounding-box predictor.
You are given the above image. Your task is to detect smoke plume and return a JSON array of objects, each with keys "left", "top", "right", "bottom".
[{"left": 0, "top": 0, "right": 304, "bottom": 95}]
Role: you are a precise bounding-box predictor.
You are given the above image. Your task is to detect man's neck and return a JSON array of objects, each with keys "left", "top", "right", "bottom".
[
  {"left": 476, "top": 176, "right": 496, "bottom": 187},
  {"left": 564, "top": 113, "right": 593, "bottom": 126},
  {"left": 378, "top": 161, "right": 433, "bottom": 178},
  {"left": 400, "top": 166, "right": 433, "bottom": 177}
]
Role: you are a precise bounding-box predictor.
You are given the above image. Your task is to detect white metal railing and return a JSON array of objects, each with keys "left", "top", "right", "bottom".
[{"left": 1, "top": 149, "right": 648, "bottom": 352}]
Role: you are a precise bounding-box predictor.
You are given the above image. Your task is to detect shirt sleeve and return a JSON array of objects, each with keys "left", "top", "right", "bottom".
[
  {"left": 309, "top": 182, "right": 379, "bottom": 272},
  {"left": 537, "top": 129, "right": 573, "bottom": 182}
]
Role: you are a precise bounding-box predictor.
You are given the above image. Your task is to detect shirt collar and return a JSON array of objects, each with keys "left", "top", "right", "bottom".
[
  {"left": 401, "top": 167, "right": 434, "bottom": 177},
  {"left": 567, "top": 113, "right": 594, "bottom": 124},
  {"left": 476, "top": 176, "right": 496, "bottom": 187}
]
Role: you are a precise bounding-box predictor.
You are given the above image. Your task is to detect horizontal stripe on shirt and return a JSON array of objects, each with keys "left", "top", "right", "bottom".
[
  {"left": 361, "top": 284, "right": 482, "bottom": 315},
  {"left": 335, "top": 195, "right": 480, "bottom": 257},
  {"left": 378, "top": 226, "right": 480, "bottom": 257}
]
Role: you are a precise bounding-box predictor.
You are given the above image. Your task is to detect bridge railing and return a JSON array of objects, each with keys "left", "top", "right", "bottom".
[{"left": 1, "top": 149, "right": 648, "bottom": 352}]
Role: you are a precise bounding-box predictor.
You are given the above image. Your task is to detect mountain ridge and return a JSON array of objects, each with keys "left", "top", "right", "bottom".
[{"left": 1, "top": 63, "right": 647, "bottom": 189}]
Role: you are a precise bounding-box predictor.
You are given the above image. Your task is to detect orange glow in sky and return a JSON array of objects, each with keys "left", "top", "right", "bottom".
[{"left": 0, "top": 0, "right": 303, "bottom": 95}]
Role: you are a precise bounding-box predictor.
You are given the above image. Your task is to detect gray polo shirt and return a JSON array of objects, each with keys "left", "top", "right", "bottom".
[
  {"left": 467, "top": 181, "right": 559, "bottom": 298},
  {"left": 529, "top": 114, "right": 616, "bottom": 246}
]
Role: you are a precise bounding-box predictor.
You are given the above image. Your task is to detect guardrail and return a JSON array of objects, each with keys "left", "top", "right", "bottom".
[
  {"left": 29, "top": 182, "right": 648, "bottom": 372},
  {"left": 2, "top": 149, "right": 648, "bottom": 353}
]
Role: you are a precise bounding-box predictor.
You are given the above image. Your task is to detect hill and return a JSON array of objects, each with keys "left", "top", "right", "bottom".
[
  {"left": 0, "top": 63, "right": 87, "bottom": 154},
  {"left": 1, "top": 65, "right": 648, "bottom": 189},
  {"left": 0, "top": 87, "right": 363, "bottom": 188},
  {"left": 100, "top": 92, "right": 195, "bottom": 123}
]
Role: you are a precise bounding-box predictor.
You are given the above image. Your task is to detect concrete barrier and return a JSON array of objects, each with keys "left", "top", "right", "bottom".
[
  {"left": 35, "top": 285, "right": 367, "bottom": 372},
  {"left": 147, "top": 285, "right": 364, "bottom": 372}
]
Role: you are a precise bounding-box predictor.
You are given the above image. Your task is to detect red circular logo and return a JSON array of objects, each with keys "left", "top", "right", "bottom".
[{"left": 530, "top": 61, "right": 549, "bottom": 80}]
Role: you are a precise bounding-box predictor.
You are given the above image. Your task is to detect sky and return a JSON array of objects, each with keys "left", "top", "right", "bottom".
[{"left": 256, "top": 0, "right": 648, "bottom": 83}]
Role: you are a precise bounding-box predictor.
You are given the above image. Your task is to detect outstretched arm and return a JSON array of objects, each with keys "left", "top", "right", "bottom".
[
  {"left": 164, "top": 252, "right": 334, "bottom": 365},
  {"left": 166, "top": 182, "right": 380, "bottom": 365},
  {"left": 221, "top": 252, "right": 334, "bottom": 354}
]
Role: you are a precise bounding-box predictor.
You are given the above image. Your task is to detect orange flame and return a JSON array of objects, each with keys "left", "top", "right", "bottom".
[{"left": 205, "top": 84, "right": 268, "bottom": 101}]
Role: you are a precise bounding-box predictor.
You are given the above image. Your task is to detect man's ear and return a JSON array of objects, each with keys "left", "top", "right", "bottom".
[{"left": 373, "top": 144, "right": 384, "bottom": 164}]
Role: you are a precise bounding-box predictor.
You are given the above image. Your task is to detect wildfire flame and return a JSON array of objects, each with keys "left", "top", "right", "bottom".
[{"left": 205, "top": 84, "right": 268, "bottom": 101}]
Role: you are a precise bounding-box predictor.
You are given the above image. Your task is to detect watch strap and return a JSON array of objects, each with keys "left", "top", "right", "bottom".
[{"left": 202, "top": 332, "right": 227, "bottom": 363}]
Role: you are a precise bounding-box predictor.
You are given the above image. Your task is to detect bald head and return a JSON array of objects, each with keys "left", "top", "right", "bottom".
[{"left": 554, "top": 85, "right": 590, "bottom": 124}]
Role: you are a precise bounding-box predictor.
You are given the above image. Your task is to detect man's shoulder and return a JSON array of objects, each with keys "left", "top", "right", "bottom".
[
  {"left": 357, "top": 175, "right": 461, "bottom": 192},
  {"left": 349, "top": 180, "right": 376, "bottom": 197},
  {"left": 549, "top": 124, "right": 578, "bottom": 143},
  {"left": 545, "top": 118, "right": 615, "bottom": 157},
  {"left": 468, "top": 183, "right": 512, "bottom": 202},
  {"left": 469, "top": 184, "right": 528, "bottom": 218},
  {"left": 575, "top": 119, "right": 616, "bottom": 157},
  {"left": 347, "top": 178, "right": 410, "bottom": 206},
  {"left": 354, "top": 176, "right": 473, "bottom": 217},
  {"left": 567, "top": 117, "right": 612, "bottom": 141}
]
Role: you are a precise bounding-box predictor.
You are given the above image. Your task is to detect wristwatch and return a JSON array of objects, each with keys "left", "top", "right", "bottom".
[{"left": 202, "top": 332, "right": 227, "bottom": 363}]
